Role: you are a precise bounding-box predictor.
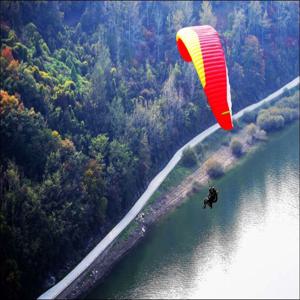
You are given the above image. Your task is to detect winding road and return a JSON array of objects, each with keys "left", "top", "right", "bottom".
[{"left": 38, "top": 76, "right": 299, "bottom": 299}]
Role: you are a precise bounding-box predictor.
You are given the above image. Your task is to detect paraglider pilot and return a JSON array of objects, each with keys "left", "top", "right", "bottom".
[{"left": 203, "top": 185, "right": 218, "bottom": 209}]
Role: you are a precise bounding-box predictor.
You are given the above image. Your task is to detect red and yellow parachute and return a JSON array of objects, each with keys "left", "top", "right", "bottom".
[{"left": 176, "top": 25, "right": 233, "bottom": 130}]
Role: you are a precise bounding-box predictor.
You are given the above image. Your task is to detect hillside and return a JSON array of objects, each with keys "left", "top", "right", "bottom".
[{"left": 0, "top": 2, "right": 299, "bottom": 299}]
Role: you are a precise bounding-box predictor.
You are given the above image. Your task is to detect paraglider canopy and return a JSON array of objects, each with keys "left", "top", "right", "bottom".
[{"left": 176, "top": 25, "right": 233, "bottom": 130}]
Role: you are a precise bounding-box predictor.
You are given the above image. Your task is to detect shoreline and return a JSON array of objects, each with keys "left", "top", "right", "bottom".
[
  {"left": 38, "top": 77, "right": 300, "bottom": 299},
  {"left": 59, "top": 120, "right": 298, "bottom": 300}
]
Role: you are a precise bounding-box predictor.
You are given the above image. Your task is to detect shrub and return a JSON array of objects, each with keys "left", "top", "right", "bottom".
[
  {"left": 246, "top": 123, "right": 258, "bottom": 137},
  {"left": 276, "top": 107, "right": 299, "bottom": 123},
  {"left": 276, "top": 96, "right": 299, "bottom": 110},
  {"left": 245, "top": 123, "right": 259, "bottom": 144},
  {"left": 230, "top": 138, "right": 243, "bottom": 157},
  {"left": 275, "top": 93, "right": 299, "bottom": 124},
  {"left": 257, "top": 113, "right": 285, "bottom": 132},
  {"left": 254, "top": 129, "right": 267, "bottom": 141},
  {"left": 181, "top": 147, "right": 198, "bottom": 168},
  {"left": 206, "top": 158, "right": 224, "bottom": 179},
  {"left": 242, "top": 110, "right": 258, "bottom": 123},
  {"left": 195, "top": 143, "right": 205, "bottom": 161}
]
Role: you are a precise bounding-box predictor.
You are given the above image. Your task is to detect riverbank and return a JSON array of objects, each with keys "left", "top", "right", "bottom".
[
  {"left": 38, "top": 77, "right": 299, "bottom": 299},
  {"left": 71, "top": 133, "right": 262, "bottom": 299},
  {"left": 55, "top": 85, "right": 299, "bottom": 299},
  {"left": 87, "top": 119, "right": 299, "bottom": 299}
]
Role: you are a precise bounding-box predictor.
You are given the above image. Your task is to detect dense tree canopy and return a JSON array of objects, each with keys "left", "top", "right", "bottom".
[{"left": 0, "top": 1, "right": 299, "bottom": 298}]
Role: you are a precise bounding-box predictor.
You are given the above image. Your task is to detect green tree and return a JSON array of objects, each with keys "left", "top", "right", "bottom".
[
  {"left": 206, "top": 158, "right": 224, "bottom": 179},
  {"left": 248, "top": 1, "right": 262, "bottom": 34},
  {"left": 199, "top": 1, "right": 217, "bottom": 27},
  {"left": 257, "top": 113, "right": 285, "bottom": 132},
  {"left": 90, "top": 134, "right": 109, "bottom": 163},
  {"left": 230, "top": 138, "right": 243, "bottom": 157},
  {"left": 181, "top": 147, "right": 198, "bottom": 168}
]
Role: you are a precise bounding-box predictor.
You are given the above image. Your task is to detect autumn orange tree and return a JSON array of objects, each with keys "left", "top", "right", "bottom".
[{"left": 0, "top": 1, "right": 299, "bottom": 299}]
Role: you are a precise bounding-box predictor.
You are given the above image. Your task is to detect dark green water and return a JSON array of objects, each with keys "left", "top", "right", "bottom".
[{"left": 88, "top": 122, "right": 299, "bottom": 299}]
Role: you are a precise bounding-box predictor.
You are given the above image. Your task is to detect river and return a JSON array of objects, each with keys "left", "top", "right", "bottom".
[{"left": 88, "top": 122, "right": 299, "bottom": 299}]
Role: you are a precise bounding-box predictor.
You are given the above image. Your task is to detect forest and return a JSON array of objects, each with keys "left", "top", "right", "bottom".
[{"left": 0, "top": 1, "right": 299, "bottom": 299}]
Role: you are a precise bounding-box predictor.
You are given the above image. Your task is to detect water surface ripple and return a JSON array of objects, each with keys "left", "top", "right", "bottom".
[{"left": 89, "top": 122, "right": 299, "bottom": 299}]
